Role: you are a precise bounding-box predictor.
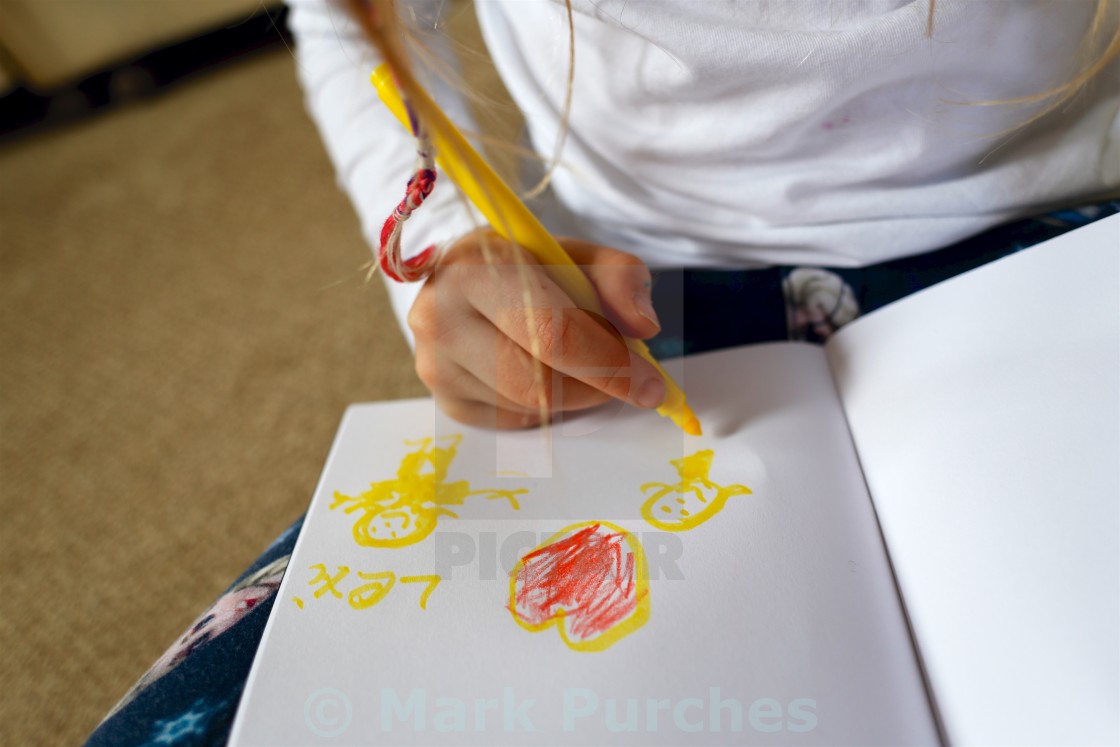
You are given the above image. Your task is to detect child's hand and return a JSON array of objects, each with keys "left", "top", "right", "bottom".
[{"left": 407, "top": 231, "right": 666, "bottom": 428}]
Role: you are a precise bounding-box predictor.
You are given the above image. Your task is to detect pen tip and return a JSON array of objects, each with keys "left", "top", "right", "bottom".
[{"left": 673, "top": 410, "right": 703, "bottom": 437}]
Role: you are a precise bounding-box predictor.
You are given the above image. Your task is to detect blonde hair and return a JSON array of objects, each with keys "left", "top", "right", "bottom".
[{"left": 949, "top": 0, "right": 1120, "bottom": 131}]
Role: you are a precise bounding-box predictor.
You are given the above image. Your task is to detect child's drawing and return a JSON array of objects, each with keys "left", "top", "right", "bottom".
[
  {"left": 331, "top": 435, "right": 528, "bottom": 548},
  {"left": 294, "top": 565, "right": 442, "bottom": 611},
  {"left": 640, "top": 449, "right": 751, "bottom": 531},
  {"left": 509, "top": 522, "right": 649, "bottom": 652},
  {"left": 303, "top": 563, "right": 351, "bottom": 602},
  {"left": 347, "top": 570, "right": 396, "bottom": 610},
  {"left": 399, "top": 575, "right": 442, "bottom": 609}
]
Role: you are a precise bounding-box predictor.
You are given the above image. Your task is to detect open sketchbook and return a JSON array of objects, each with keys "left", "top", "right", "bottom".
[{"left": 230, "top": 215, "right": 1118, "bottom": 746}]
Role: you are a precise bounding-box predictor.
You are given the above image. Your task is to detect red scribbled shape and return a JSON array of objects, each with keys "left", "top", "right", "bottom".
[{"left": 511, "top": 523, "right": 649, "bottom": 651}]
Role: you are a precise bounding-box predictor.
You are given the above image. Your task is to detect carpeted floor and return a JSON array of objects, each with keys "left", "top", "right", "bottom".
[{"left": 0, "top": 43, "right": 442, "bottom": 745}]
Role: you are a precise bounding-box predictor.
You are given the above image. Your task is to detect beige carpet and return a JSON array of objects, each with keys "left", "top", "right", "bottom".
[{"left": 0, "top": 48, "right": 439, "bottom": 744}]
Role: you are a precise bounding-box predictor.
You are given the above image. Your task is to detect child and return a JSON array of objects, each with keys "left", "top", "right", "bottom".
[
  {"left": 87, "top": 1, "right": 1118, "bottom": 743},
  {"left": 289, "top": 0, "right": 1119, "bottom": 429}
]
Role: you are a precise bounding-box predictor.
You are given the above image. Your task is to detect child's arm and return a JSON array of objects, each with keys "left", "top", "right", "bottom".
[
  {"left": 286, "top": 0, "right": 480, "bottom": 346},
  {"left": 288, "top": 0, "right": 669, "bottom": 427}
]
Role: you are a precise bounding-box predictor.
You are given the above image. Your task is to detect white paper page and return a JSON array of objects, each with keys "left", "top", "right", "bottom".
[
  {"left": 230, "top": 344, "right": 937, "bottom": 746},
  {"left": 827, "top": 215, "right": 1120, "bottom": 745}
]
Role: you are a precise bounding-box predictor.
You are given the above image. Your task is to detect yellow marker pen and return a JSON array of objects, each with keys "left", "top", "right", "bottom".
[{"left": 371, "top": 64, "right": 701, "bottom": 436}]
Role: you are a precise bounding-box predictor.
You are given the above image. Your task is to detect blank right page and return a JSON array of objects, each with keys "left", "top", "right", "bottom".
[{"left": 826, "top": 215, "right": 1119, "bottom": 745}]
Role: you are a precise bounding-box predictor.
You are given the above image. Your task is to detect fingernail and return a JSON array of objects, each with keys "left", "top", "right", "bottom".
[
  {"left": 633, "top": 288, "right": 660, "bottom": 331},
  {"left": 637, "top": 376, "right": 666, "bottom": 409}
]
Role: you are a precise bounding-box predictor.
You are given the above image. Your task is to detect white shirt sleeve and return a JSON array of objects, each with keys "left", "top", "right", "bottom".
[{"left": 285, "top": 0, "right": 485, "bottom": 349}]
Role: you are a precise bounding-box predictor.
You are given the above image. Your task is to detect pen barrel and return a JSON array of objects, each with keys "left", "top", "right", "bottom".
[{"left": 373, "top": 65, "right": 699, "bottom": 434}]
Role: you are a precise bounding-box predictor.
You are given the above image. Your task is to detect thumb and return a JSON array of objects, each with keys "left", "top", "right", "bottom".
[{"left": 558, "top": 238, "right": 661, "bottom": 339}]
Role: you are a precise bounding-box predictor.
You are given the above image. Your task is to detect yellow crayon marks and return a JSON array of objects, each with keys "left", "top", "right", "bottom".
[
  {"left": 308, "top": 563, "right": 350, "bottom": 599},
  {"left": 299, "top": 565, "right": 442, "bottom": 612},
  {"left": 331, "top": 435, "right": 528, "bottom": 548},
  {"left": 509, "top": 522, "right": 650, "bottom": 652},
  {"left": 640, "top": 450, "right": 751, "bottom": 532},
  {"left": 506, "top": 451, "right": 748, "bottom": 651},
  {"left": 348, "top": 571, "right": 396, "bottom": 610},
  {"left": 400, "top": 575, "right": 442, "bottom": 610}
]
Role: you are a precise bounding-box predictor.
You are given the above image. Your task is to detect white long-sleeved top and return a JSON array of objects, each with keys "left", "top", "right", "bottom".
[{"left": 286, "top": 0, "right": 1119, "bottom": 344}]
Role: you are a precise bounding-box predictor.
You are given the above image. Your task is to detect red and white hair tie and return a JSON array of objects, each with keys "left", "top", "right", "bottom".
[{"left": 377, "top": 121, "right": 442, "bottom": 283}]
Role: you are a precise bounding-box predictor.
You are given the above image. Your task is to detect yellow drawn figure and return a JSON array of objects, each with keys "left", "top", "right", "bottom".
[
  {"left": 331, "top": 435, "right": 528, "bottom": 548},
  {"left": 640, "top": 449, "right": 751, "bottom": 531}
]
